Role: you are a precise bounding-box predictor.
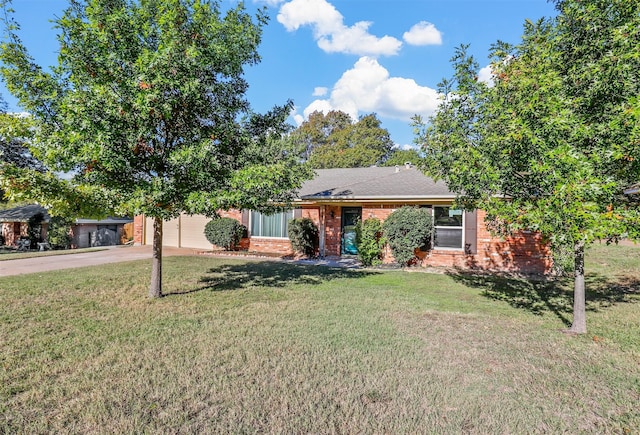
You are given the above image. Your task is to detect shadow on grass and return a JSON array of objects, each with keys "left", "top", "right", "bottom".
[
  {"left": 447, "top": 271, "right": 640, "bottom": 327},
  {"left": 165, "top": 261, "right": 379, "bottom": 296}
]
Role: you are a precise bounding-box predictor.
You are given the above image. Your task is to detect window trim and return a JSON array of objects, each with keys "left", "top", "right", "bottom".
[
  {"left": 249, "top": 209, "right": 294, "bottom": 239},
  {"left": 432, "top": 206, "right": 465, "bottom": 251}
]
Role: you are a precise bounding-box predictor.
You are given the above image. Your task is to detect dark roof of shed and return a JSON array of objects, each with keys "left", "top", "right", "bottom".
[
  {"left": 0, "top": 204, "right": 50, "bottom": 223},
  {"left": 297, "top": 166, "right": 454, "bottom": 200},
  {"left": 74, "top": 217, "right": 133, "bottom": 225}
]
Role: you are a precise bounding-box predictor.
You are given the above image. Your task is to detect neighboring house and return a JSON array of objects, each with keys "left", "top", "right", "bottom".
[
  {"left": 71, "top": 217, "right": 134, "bottom": 248},
  {"left": 133, "top": 165, "right": 552, "bottom": 274},
  {"left": 0, "top": 203, "right": 132, "bottom": 248},
  {"left": 0, "top": 204, "right": 49, "bottom": 246}
]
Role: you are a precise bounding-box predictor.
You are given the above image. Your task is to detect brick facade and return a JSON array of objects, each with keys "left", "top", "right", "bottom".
[
  {"left": 414, "top": 209, "right": 551, "bottom": 274},
  {"left": 133, "top": 205, "right": 552, "bottom": 274},
  {"left": 133, "top": 215, "right": 145, "bottom": 245},
  {"left": 1, "top": 222, "right": 32, "bottom": 246}
]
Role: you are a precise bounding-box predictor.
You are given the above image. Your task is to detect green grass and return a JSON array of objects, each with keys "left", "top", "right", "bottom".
[
  {"left": 0, "top": 246, "right": 107, "bottom": 261},
  {"left": 0, "top": 245, "right": 638, "bottom": 433}
]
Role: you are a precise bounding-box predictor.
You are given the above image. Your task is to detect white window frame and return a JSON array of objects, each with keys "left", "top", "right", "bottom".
[
  {"left": 432, "top": 206, "right": 465, "bottom": 251},
  {"left": 249, "top": 209, "right": 294, "bottom": 239}
]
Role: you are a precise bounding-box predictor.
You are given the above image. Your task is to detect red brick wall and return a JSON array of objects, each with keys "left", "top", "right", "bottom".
[
  {"left": 324, "top": 205, "right": 342, "bottom": 256},
  {"left": 471, "top": 209, "right": 552, "bottom": 274},
  {"left": 133, "top": 215, "right": 144, "bottom": 245},
  {"left": 1, "top": 222, "right": 28, "bottom": 246},
  {"left": 362, "top": 207, "right": 552, "bottom": 275},
  {"left": 246, "top": 237, "right": 293, "bottom": 255}
]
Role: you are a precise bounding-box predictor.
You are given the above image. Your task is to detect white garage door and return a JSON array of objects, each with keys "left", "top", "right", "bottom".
[
  {"left": 144, "top": 217, "right": 154, "bottom": 246},
  {"left": 144, "top": 216, "right": 180, "bottom": 247},
  {"left": 180, "top": 214, "right": 212, "bottom": 249}
]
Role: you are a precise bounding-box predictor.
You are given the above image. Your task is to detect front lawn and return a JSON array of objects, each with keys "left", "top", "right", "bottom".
[{"left": 0, "top": 245, "right": 638, "bottom": 433}]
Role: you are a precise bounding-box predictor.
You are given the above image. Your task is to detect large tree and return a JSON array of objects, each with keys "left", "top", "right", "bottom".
[
  {"left": 380, "top": 148, "right": 423, "bottom": 168},
  {"left": 0, "top": 0, "right": 311, "bottom": 297},
  {"left": 0, "top": 97, "right": 45, "bottom": 205},
  {"left": 292, "top": 110, "right": 394, "bottom": 168},
  {"left": 415, "top": 0, "right": 640, "bottom": 333}
]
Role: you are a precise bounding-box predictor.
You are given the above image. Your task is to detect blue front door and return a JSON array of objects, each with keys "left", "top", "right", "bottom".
[{"left": 341, "top": 207, "right": 361, "bottom": 255}]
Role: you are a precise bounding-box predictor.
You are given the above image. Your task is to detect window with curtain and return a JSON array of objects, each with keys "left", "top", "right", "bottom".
[
  {"left": 250, "top": 209, "right": 294, "bottom": 238},
  {"left": 433, "top": 206, "right": 463, "bottom": 249}
]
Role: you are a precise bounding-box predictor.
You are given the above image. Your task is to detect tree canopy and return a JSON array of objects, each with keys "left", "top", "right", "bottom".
[
  {"left": 291, "top": 110, "right": 395, "bottom": 168},
  {"left": 379, "top": 148, "right": 423, "bottom": 168},
  {"left": 415, "top": 0, "right": 640, "bottom": 333},
  {"left": 0, "top": 0, "right": 312, "bottom": 297},
  {"left": 0, "top": 97, "right": 45, "bottom": 205}
]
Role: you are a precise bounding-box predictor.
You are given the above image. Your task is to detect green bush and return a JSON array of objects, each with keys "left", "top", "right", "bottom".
[
  {"left": 288, "top": 217, "right": 319, "bottom": 257},
  {"left": 27, "top": 212, "right": 45, "bottom": 249},
  {"left": 382, "top": 206, "right": 433, "bottom": 267},
  {"left": 204, "top": 217, "right": 245, "bottom": 251},
  {"left": 355, "top": 218, "right": 385, "bottom": 266},
  {"left": 47, "top": 216, "right": 73, "bottom": 249}
]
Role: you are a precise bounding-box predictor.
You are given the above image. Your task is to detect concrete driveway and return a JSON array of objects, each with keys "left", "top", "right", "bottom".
[{"left": 0, "top": 245, "right": 198, "bottom": 277}]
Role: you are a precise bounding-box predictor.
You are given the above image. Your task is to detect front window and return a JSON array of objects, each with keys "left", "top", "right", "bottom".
[
  {"left": 250, "top": 209, "right": 294, "bottom": 238},
  {"left": 433, "top": 206, "right": 463, "bottom": 249}
]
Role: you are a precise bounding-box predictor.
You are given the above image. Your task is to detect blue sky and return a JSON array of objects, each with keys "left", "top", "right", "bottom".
[{"left": 1, "top": 0, "right": 557, "bottom": 148}]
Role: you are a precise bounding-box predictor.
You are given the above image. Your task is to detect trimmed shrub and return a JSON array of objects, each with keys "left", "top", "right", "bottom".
[
  {"left": 204, "top": 217, "right": 245, "bottom": 251},
  {"left": 288, "top": 217, "right": 319, "bottom": 257},
  {"left": 355, "top": 218, "right": 385, "bottom": 266},
  {"left": 47, "top": 216, "right": 73, "bottom": 249},
  {"left": 382, "top": 206, "right": 433, "bottom": 267}
]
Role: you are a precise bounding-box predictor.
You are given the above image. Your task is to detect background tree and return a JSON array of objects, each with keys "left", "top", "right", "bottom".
[
  {"left": 0, "top": 98, "right": 45, "bottom": 206},
  {"left": 416, "top": 0, "right": 640, "bottom": 334},
  {"left": 291, "top": 110, "right": 351, "bottom": 161},
  {"left": 380, "top": 148, "right": 423, "bottom": 167},
  {"left": 292, "top": 110, "right": 394, "bottom": 168},
  {"left": 0, "top": 0, "right": 311, "bottom": 297}
]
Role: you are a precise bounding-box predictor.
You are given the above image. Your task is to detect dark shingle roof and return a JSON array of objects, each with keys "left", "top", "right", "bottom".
[
  {"left": 297, "top": 166, "right": 454, "bottom": 200},
  {"left": 0, "top": 204, "right": 50, "bottom": 223},
  {"left": 74, "top": 217, "right": 133, "bottom": 225}
]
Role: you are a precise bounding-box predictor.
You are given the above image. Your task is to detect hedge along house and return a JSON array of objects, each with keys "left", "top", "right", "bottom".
[{"left": 133, "top": 165, "right": 552, "bottom": 274}]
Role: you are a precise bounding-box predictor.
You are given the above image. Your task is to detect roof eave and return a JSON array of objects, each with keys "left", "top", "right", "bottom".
[{"left": 298, "top": 194, "right": 456, "bottom": 201}]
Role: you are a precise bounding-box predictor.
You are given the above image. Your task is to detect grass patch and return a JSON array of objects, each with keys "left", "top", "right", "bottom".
[
  {"left": 0, "top": 245, "right": 638, "bottom": 433},
  {"left": 0, "top": 247, "right": 108, "bottom": 261}
]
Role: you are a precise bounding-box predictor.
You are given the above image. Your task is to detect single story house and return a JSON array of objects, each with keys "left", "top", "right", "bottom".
[
  {"left": 0, "top": 203, "right": 132, "bottom": 248},
  {"left": 133, "top": 165, "right": 552, "bottom": 274},
  {"left": 0, "top": 204, "right": 49, "bottom": 246}
]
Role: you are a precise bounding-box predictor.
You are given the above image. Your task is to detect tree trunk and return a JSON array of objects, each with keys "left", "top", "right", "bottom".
[
  {"left": 569, "top": 240, "right": 587, "bottom": 334},
  {"left": 149, "top": 216, "right": 163, "bottom": 298}
]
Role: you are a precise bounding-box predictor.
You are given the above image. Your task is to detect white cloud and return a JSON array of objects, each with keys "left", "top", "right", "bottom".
[
  {"left": 302, "top": 57, "right": 441, "bottom": 122},
  {"left": 277, "top": 0, "right": 402, "bottom": 56},
  {"left": 403, "top": 21, "right": 442, "bottom": 46},
  {"left": 312, "top": 86, "right": 328, "bottom": 97},
  {"left": 478, "top": 64, "right": 494, "bottom": 87},
  {"left": 303, "top": 99, "right": 336, "bottom": 119},
  {"left": 290, "top": 107, "right": 305, "bottom": 126}
]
